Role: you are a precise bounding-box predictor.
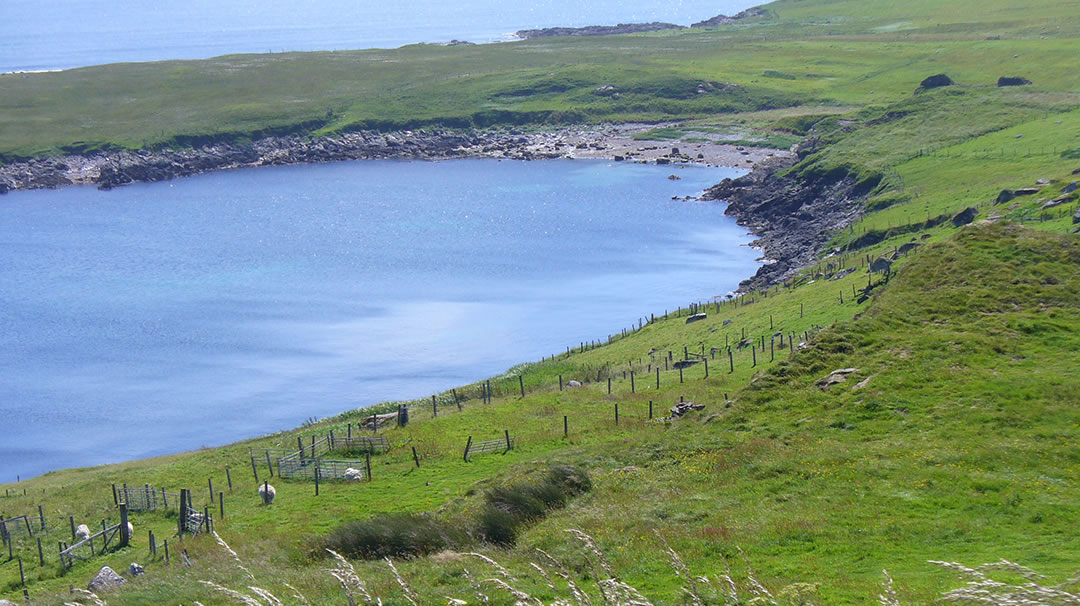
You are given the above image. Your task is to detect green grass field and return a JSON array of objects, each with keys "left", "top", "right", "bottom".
[{"left": 2, "top": 0, "right": 1080, "bottom": 604}]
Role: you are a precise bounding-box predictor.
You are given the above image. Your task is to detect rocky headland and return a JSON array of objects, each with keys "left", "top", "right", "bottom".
[{"left": 702, "top": 157, "right": 865, "bottom": 290}]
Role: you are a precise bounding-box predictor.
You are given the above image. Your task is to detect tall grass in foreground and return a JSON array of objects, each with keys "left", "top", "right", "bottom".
[{"left": 59, "top": 531, "right": 1080, "bottom": 605}]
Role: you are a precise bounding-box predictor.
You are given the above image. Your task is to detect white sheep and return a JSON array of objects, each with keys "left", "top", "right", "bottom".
[
  {"left": 126, "top": 521, "right": 134, "bottom": 538},
  {"left": 343, "top": 468, "right": 364, "bottom": 481},
  {"left": 258, "top": 482, "right": 276, "bottom": 505},
  {"left": 75, "top": 524, "right": 91, "bottom": 541}
]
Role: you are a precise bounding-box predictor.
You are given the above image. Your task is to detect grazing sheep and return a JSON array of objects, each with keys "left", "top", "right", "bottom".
[
  {"left": 126, "top": 522, "right": 134, "bottom": 538},
  {"left": 75, "top": 524, "right": 91, "bottom": 540},
  {"left": 343, "top": 468, "right": 364, "bottom": 481},
  {"left": 258, "top": 482, "right": 276, "bottom": 505}
]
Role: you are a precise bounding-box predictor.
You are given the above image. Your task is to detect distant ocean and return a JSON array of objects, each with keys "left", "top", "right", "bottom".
[{"left": 0, "top": 0, "right": 758, "bottom": 73}]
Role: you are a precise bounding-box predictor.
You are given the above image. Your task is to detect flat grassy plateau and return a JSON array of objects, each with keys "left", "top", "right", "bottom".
[{"left": 1, "top": 0, "right": 1079, "bottom": 603}]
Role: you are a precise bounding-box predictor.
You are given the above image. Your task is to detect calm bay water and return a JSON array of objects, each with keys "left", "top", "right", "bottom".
[
  {"left": 0, "top": 159, "right": 756, "bottom": 479},
  {"left": 0, "top": 0, "right": 758, "bottom": 73}
]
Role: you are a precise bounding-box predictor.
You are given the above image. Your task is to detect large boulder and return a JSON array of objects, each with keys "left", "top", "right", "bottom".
[
  {"left": 997, "top": 76, "right": 1032, "bottom": 87},
  {"left": 88, "top": 566, "right": 127, "bottom": 592},
  {"left": 952, "top": 207, "right": 979, "bottom": 226},
  {"left": 917, "top": 74, "right": 953, "bottom": 92}
]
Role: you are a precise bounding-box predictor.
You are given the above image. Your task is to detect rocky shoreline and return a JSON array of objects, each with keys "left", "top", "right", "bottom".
[
  {"left": 702, "top": 157, "right": 865, "bottom": 290},
  {"left": 0, "top": 124, "right": 783, "bottom": 193}
]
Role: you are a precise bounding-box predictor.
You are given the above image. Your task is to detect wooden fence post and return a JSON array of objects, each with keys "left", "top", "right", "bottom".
[
  {"left": 704, "top": 359, "right": 709, "bottom": 378},
  {"left": 314, "top": 464, "right": 320, "bottom": 497},
  {"left": 631, "top": 371, "right": 635, "bottom": 393},
  {"left": 463, "top": 436, "right": 473, "bottom": 462},
  {"left": 226, "top": 467, "right": 232, "bottom": 490},
  {"left": 729, "top": 349, "right": 734, "bottom": 373},
  {"left": 219, "top": 493, "right": 224, "bottom": 520},
  {"left": 453, "top": 388, "right": 461, "bottom": 411},
  {"left": 38, "top": 505, "right": 45, "bottom": 531},
  {"left": 614, "top": 404, "right": 619, "bottom": 426},
  {"left": 412, "top": 446, "right": 421, "bottom": 468},
  {"left": 250, "top": 455, "right": 259, "bottom": 481},
  {"left": 649, "top": 401, "right": 653, "bottom": 419},
  {"left": 37, "top": 538, "right": 43, "bottom": 567},
  {"left": 519, "top": 375, "right": 525, "bottom": 398},
  {"left": 559, "top": 375, "right": 563, "bottom": 391},
  {"left": 365, "top": 451, "right": 372, "bottom": 481},
  {"left": 208, "top": 478, "right": 214, "bottom": 504},
  {"left": 118, "top": 503, "right": 130, "bottom": 547},
  {"left": 504, "top": 429, "right": 512, "bottom": 453},
  {"left": 656, "top": 367, "right": 660, "bottom": 389},
  {"left": 563, "top": 416, "right": 568, "bottom": 438},
  {"left": 432, "top": 395, "right": 437, "bottom": 417}
]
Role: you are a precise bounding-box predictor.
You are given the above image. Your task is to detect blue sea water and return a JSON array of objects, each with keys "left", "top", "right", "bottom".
[
  {"left": 0, "top": 159, "right": 757, "bottom": 479},
  {"left": 0, "top": 0, "right": 759, "bottom": 73}
]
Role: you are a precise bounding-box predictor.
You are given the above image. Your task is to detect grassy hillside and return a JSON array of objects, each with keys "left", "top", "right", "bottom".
[
  {"left": 2, "top": 0, "right": 1080, "bottom": 604},
  {"left": 1, "top": 0, "right": 1078, "bottom": 161}
]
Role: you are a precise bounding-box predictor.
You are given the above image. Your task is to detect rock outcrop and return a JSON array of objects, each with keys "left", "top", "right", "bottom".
[
  {"left": 701, "top": 157, "right": 865, "bottom": 289},
  {"left": 88, "top": 566, "right": 127, "bottom": 592}
]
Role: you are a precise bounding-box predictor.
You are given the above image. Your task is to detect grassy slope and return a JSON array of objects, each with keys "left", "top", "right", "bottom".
[{"left": 2, "top": 0, "right": 1080, "bottom": 604}]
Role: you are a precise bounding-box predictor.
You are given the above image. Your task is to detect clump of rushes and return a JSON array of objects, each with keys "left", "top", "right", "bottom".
[
  {"left": 475, "top": 464, "right": 591, "bottom": 547},
  {"left": 321, "top": 464, "right": 592, "bottom": 558},
  {"left": 321, "top": 512, "right": 467, "bottom": 560}
]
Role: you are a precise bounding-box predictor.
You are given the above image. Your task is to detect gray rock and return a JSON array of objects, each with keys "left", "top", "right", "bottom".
[
  {"left": 816, "top": 368, "right": 859, "bottom": 391},
  {"left": 1, "top": 600, "right": 20, "bottom": 606},
  {"left": 88, "top": 566, "right": 127, "bottom": 592},
  {"left": 1062, "top": 181, "right": 1078, "bottom": 194},
  {"left": 1073, "top": 207, "right": 1080, "bottom": 225},
  {"left": 1036, "top": 178, "right": 1051, "bottom": 185},
  {"left": 129, "top": 562, "right": 145, "bottom": 576},
  {"left": 951, "top": 207, "right": 978, "bottom": 226},
  {"left": 685, "top": 312, "right": 707, "bottom": 324},
  {"left": 723, "top": 318, "right": 733, "bottom": 326},
  {"left": 673, "top": 360, "right": 700, "bottom": 369},
  {"left": 996, "top": 189, "right": 1015, "bottom": 203},
  {"left": 1014, "top": 187, "right": 1042, "bottom": 196},
  {"left": 669, "top": 401, "right": 705, "bottom": 417}
]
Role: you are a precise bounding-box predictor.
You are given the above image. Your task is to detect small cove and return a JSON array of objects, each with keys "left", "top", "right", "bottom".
[{"left": 0, "top": 158, "right": 758, "bottom": 479}]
